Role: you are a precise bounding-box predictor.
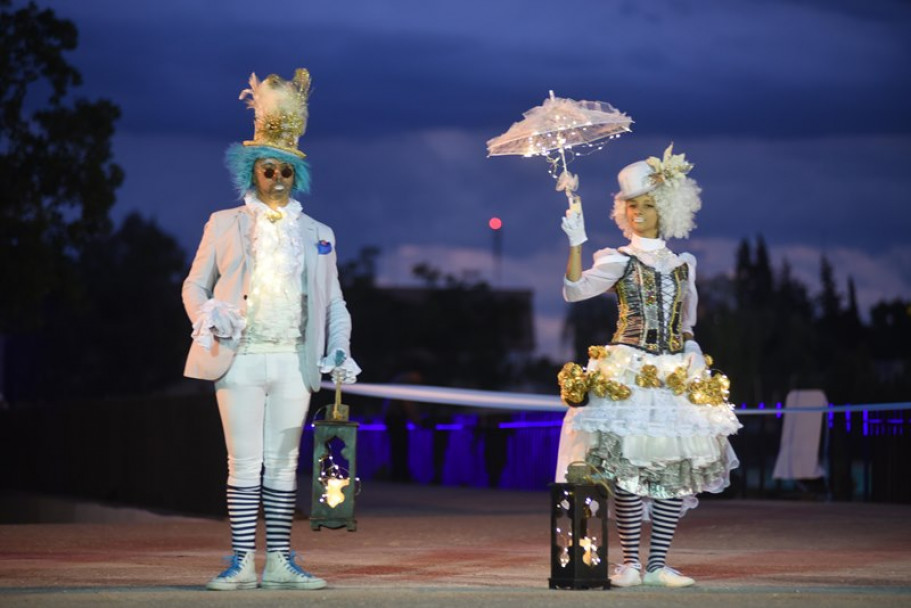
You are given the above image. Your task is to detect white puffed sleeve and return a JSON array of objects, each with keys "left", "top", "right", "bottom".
[
  {"left": 563, "top": 248, "right": 630, "bottom": 302},
  {"left": 679, "top": 252, "right": 698, "bottom": 336}
]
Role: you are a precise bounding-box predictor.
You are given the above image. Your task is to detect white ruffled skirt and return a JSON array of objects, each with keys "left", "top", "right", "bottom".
[{"left": 555, "top": 345, "right": 742, "bottom": 513}]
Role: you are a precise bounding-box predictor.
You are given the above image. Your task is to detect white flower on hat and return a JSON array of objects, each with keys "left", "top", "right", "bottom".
[{"left": 645, "top": 143, "right": 693, "bottom": 189}]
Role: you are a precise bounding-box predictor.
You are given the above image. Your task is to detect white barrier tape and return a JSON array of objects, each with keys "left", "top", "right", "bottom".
[
  {"left": 322, "top": 381, "right": 910, "bottom": 416},
  {"left": 323, "top": 381, "right": 564, "bottom": 411}
]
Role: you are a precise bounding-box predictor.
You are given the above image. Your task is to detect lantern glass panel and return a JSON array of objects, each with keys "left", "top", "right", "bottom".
[
  {"left": 317, "top": 437, "right": 351, "bottom": 509},
  {"left": 581, "top": 496, "right": 603, "bottom": 567},
  {"left": 554, "top": 508, "right": 572, "bottom": 567}
]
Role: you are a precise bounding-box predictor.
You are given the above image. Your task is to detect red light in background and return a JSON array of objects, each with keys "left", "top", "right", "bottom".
[{"left": 488, "top": 217, "right": 503, "bottom": 230}]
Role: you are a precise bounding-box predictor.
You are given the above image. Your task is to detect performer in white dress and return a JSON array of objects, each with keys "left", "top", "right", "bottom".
[{"left": 555, "top": 145, "right": 741, "bottom": 588}]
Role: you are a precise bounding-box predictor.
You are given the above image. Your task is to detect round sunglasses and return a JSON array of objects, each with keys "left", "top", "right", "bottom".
[{"left": 261, "top": 166, "right": 294, "bottom": 179}]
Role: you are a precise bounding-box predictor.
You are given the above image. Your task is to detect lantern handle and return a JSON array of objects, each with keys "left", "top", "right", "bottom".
[
  {"left": 332, "top": 376, "right": 342, "bottom": 418},
  {"left": 328, "top": 375, "right": 350, "bottom": 421}
]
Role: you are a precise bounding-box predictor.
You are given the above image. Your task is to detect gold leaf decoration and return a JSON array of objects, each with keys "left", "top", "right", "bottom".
[
  {"left": 635, "top": 364, "right": 662, "bottom": 388},
  {"left": 588, "top": 345, "right": 608, "bottom": 360},
  {"left": 558, "top": 362, "right": 589, "bottom": 405},
  {"left": 687, "top": 371, "right": 731, "bottom": 406},
  {"left": 665, "top": 367, "right": 688, "bottom": 395}
]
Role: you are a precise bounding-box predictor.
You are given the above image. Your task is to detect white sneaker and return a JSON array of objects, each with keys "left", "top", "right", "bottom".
[
  {"left": 206, "top": 551, "right": 257, "bottom": 591},
  {"left": 609, "top": 562, "right": 642, "bottom": 587},
  {"left": 261, "top": 551, "right": 327, "bottom": 590},
  {"left": 643, "top": 566, "right": 695, "bottom": 587}
]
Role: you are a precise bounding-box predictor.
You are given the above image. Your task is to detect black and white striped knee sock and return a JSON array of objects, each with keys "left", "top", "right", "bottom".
[
  {"left": 262, "top": 486, "right": 297, "bottom": 553},
  {"left": 226, "top": 485, "right": 260, "bottom": 553},
  {"left": 647, "top": 497, "right": 683, "bottom": 572},
  {"left": 613, "top": 487, "right": 643, "bottom": 566}
]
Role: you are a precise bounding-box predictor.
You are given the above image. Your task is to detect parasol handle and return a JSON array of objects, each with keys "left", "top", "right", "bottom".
[{"left": 555, "top": 146, "right": 582, "bottom": 213}]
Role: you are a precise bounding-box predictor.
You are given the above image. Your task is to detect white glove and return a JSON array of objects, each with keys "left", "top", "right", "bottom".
[
  {"left": 684, "top": 339, "right": 706, "bottom": 370},
  {"left": 684, "top": 339, "right": 703, "bottom": 357},
  {"left": 561, "top": 208, "right": 588, "bottom": 247},
  {"left": 319, "top": 349, "right": 362, "bottom": 384}
]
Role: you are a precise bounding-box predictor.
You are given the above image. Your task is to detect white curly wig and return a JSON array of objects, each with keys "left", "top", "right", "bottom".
[{"left": 610, "top": 144, "right": 703, "bottom": 240}]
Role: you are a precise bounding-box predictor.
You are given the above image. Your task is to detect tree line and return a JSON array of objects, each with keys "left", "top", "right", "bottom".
[{"left": 693, "top": 238, "right": 909, "bottom": 405}]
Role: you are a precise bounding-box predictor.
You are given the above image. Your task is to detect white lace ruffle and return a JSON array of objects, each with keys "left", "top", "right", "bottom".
[
  {"left": 191, "top": 299, "right": 246, "bottom": 350},
  {"left": 570, "top": 345, "right": 742, "bottom": 438},
  {"left": 319, "top": 350, "right": 363, "bottom": 384},
  {"left": 243, "top": 194, "right": 305, "bottom": 345},
  {"left": 618, "top": 236, "right": 683, "bottom": 274}
]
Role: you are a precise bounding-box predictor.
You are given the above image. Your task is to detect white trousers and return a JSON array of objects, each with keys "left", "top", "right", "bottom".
[{"left": 215, "top": 352, "right": 312, "bottom": 492}]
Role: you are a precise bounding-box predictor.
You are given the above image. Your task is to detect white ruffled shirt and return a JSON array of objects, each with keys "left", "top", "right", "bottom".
[{"left": 241, "top": 193, "right": 306, "bottom": 353}]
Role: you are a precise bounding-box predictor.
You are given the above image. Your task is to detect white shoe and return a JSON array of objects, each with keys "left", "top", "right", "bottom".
[
  {"left": 643, "top": 566, "right": 695, "bottom": 587},
  {"left": 261, "top": 551, "right": 327, "bottom": 590},
  {"left": 609, "top": 562, "right": 642, "bottom": 587},
  {"left": 206, "top": 551, "right": 257, "bottom": 591}
]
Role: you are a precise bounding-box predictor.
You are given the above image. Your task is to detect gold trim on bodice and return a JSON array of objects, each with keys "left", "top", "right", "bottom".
[{"left": 611, "top": 256, "right": 688, "bottom": 354}]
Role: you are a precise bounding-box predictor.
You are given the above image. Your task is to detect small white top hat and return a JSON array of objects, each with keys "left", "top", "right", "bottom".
[{"left": 616, "top": 160, "right": 657, "bottom": 200}]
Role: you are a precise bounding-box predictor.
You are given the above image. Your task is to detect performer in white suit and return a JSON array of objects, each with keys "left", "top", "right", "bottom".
[
  {"left": 556, "top": 145, "right": 740, "bottom": 588},
  {"left": 182, "top": 68, "right": 360, "bottom": 591}
]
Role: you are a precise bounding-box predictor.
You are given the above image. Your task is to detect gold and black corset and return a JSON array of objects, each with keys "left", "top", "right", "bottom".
[{"left": 611, "top": 256, "right": 688, "bottom": 354}]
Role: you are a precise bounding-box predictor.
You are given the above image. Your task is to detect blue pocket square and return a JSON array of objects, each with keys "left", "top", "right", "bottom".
[{"left": 318, "top": 240, "right": 332, "bottom": 254}]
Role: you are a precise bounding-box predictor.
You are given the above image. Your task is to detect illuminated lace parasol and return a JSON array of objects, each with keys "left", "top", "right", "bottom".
[{"left": 486, "top": 91, "right": 633, "bottom": 209}]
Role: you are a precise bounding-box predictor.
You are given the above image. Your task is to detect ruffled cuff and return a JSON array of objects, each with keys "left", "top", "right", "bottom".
[
  {"left": 319, "top": 349, "right": 362, "bottom": 384},
  {"left": 191, "top": 299, "right": 246, "bottom": 351}
]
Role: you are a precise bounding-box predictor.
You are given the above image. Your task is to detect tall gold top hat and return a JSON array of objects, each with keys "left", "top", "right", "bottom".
[{"left": 240, "top": 68, "right": 311, "bottom": 158}]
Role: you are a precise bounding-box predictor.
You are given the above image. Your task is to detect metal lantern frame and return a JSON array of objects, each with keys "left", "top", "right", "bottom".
[
  {"left": 549, "top": 482, "right": 610, "bottom": 590},
  {"left": 310, "top": 380, "right": 359, "bottom": 531}
]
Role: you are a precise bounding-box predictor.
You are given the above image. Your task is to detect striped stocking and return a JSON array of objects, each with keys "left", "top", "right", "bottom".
[
  {"left": 226, "top": 485, "right": 260, "bottom": 553},
  {"left": 612, "top": 487, "right": 643, "bottom": 566},
  {"left": 263, "top": 486, "right": 297, "bottom": 553},
  {"left": 647, "top": 497, "right": 684, "bottom": 572}
]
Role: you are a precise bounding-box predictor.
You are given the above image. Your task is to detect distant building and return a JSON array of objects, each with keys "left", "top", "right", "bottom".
[{"left": 346, "top": 284, "right": 535, "bottom": 388}]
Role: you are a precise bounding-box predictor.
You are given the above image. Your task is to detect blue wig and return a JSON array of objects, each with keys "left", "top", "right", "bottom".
[{"left": 225, "top": 143, "right": 312, "bottom": 197}]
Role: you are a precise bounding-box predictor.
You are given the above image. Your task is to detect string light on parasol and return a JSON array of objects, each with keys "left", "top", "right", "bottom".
[{"left": 487, "top": 91, "right": 633, "bottom": 211}]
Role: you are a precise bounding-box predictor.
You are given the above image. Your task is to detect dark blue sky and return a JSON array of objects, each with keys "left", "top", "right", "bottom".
[{"left": 39, "top": 0, "right": 911, "bottom": 357}]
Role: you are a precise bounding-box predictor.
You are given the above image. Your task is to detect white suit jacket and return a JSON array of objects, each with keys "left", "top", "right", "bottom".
[{"left": 182, "top": 203, "right": 352, "bottom": 391}]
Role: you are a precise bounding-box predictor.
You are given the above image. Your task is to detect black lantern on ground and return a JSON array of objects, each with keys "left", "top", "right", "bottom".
[
  {"left": 549, "top": 478, "right": 610, "bottom": 590},
  {"left": 310, "top": 380, "right": 359, "bottom": 531}
]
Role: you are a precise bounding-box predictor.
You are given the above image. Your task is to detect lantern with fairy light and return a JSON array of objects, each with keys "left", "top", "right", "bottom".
[
  {"left": 549, "top": 464, "right": 610, "bottom": 590},
  {"left": 310, "top": 373, "right": 359, "bottom": 531}
]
